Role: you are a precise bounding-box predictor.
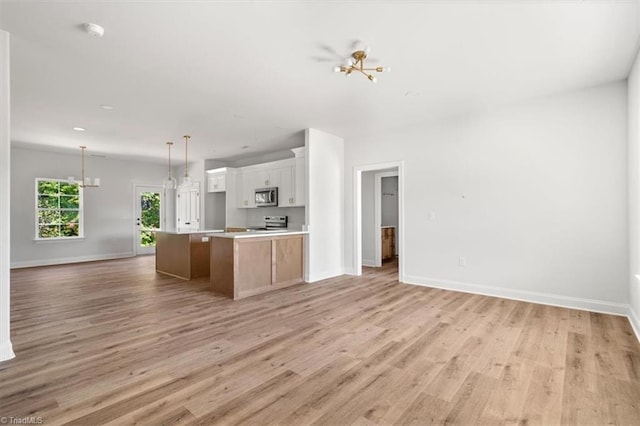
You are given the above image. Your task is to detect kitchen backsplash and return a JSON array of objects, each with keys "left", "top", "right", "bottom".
[{"left": 246, "top": 206, "right": 305, "bottom": 230}]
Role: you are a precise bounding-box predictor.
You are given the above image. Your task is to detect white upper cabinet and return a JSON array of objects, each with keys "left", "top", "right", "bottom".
[
  {"left": 292, "top": 147, "right": 306, "bottom": 207},
  {"left": 237, "top": 169, "right": 258, "bottom": 208},
  {"left": 234, "top": 149, "right": 305, "bottom": 208},
  {"left": 278, "top": 166, "right": 296, "bottom": 206},
  {"left": 206, "top": 168, "right": 227, "bottom": 192},
  {"left": 255, "top": 168, "right": 280, "bottom": 189}
]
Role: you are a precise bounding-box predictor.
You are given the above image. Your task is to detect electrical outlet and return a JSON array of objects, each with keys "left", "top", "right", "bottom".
[{"left": 459, "top": 256, "right": 466, "bottom": 267}]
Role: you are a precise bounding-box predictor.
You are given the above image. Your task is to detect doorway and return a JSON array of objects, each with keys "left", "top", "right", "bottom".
[
  {"left": 375, "top": 171, "right": 399, "bottom": 267},
  {"left": 134, "top": 185, "right": 162, "bottom": 255},
  {"left": 353, "top": 161, "right": 404, "bottom": 279}
]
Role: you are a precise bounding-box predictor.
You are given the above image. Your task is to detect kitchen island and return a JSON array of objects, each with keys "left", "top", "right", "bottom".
[
  {"left": 210, "top": 231, "right": 307, "bottom": 300},
  {"left": 156, "top": 230, "right": 224, "bottom": 280}
]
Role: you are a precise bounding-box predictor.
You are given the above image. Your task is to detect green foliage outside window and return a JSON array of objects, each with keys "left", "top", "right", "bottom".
[
  {"left": 140, "top": 192, "right": 160, "bottom": 247},
  {"left": 36, "top": 179, "right": 81, "bottom": 239}
]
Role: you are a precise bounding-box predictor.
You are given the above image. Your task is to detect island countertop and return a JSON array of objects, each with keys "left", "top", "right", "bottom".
[
  {"left": 210, "top": 230, "right": 308, "bottom": 239},
  {"left": 156, "top": 229, "right": 225, "bottom": 235}
]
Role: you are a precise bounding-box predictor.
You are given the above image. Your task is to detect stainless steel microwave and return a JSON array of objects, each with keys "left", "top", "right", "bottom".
[{"left": 255, "top": 187, "right": 278, "bottom": 207}]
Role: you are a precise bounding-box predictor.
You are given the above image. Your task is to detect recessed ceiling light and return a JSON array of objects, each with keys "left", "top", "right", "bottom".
[
  {"left": 73, "top": 127, "right": 86, "bottom": 132},
  {"left": 100, "top": 104, "right": 113, "bottom": 110},
  {"left": 241, "top": 145, "right": 250, "bottom": 150}
]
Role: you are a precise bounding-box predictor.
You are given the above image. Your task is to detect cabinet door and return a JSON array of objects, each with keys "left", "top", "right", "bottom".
[
  {"left": 238, "top": 171, "right": 257, "bottom": 208},
  {"left": 208, "top": 174, "right": 225, "bottom": 192},
  {"left": 278, "top": 166, "right": 295, "bottom": 206},
  {"left": 256, "top": 168, "right": 280, "bottom": 188},
  {"left": 293, "top": 156, "right": 305, "bottom": 206}
]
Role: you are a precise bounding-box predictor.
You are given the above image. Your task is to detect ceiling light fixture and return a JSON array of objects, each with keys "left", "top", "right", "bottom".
[
  {"left": 182, "top": 135, "right": 191, "bottom": 184},
  {"left": 84, "top": 23, "right": 105, "bottom": 38},
  {"left": 163, "top": 141, "right": 177, "bottom": 190},
  {"left": 68, "top": 146, "right": 100, "bottom": 188},
  {"left": 73, "top": 127, "right": 86, "bottom": 132},
  {"left": 100, "top": 104, "right": 113, "bottom": 110},
  {"left": 333, "top": 47, "right": 390, "bottom": 83}
]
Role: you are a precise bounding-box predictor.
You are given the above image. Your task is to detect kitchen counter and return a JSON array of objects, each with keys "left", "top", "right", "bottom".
[
  {"left": 210, "top": 230, "right": 308, "bottom": 239},
  {"left": 210, "top": 232, "right": 306, "bottom": 299},
  {"left": 158, "top": 229, "right": 224, "bottom": 235},
  {"left": 156, "top": 231, "right": 219, "bottom": 280}
]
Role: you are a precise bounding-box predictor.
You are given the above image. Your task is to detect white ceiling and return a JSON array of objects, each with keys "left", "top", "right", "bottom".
[{"left": 1, "top": 0, "right": 639, "bottom": 163}]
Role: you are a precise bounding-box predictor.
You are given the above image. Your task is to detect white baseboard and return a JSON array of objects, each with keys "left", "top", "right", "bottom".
[
  {"left": 307, "top": 268, "right": 345, "bottom": 283},
  {"left": 629, "top": 307, "right": 640, "bottom": 343},
  {"left": 0, "top": 339, "right": 14, "bottom": 362},
  {"left": 10, "top": 252, "right": 134, "bottom": 269},
  {"left": 362, "top": 259, "right": 376, "bottom": 267},
  {"left": 403, "top": 274, "right": 631, "bottom": 317}
]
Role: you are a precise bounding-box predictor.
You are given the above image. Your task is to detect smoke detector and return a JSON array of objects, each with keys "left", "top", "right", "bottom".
[{"left": 83, "top": 23, "right": 104, "bottom": 38}]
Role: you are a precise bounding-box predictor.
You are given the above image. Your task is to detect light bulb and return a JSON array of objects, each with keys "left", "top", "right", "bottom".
[
  {"left": 364, "top": 46, "right": 371, "bottom": 55},
  {"left": 385, "top": 67, "right": 391, "bottom": 73},
  {"left": 368, "top": 74, "right": 377, "bottom": 83},
  {"left": 332, "top": 66, "right": 341, "bottom": 73},
  {"left": 93, "top": 178, "right": 100, "bottom": 187},
  {"left": 346, "top": 71, "right": 352, "bottom": 77}
]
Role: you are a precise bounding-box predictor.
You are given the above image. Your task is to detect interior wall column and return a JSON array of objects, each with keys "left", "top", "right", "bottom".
[{"left": 0, "top": 29, "right": 15, "bottom": 362}]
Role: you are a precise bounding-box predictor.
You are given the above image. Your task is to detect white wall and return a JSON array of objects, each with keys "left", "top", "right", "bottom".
[
  {"left": 380, "top": 176, "right": 400, "bottom": 251},
  {"left": 0, "top": 29, "right": 14, "bottom": 362},
  {"left": 11, "top": 146, "right": 167, "bottom": 267},
  {"left": 628, "top": 48, "right": 640, "bottom": 337},
  {"left": 381, "top": 176, "right": 399, "bottom": 229},
  {"left": 205, "top": 192, "right": 226, "bottom": 230},
  {"left": 345, "top": 81, "right": 629, "bottom": 314},
  {"left": 361, "top": 171, "right": 375, "bottom": 266},
  {"left": 306, "top": 128, "right": 344, "bottom": 282}
]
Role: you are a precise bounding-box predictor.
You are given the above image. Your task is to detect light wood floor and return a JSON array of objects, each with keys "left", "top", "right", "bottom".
[{"left": 1, "top": 256, "right": 639, "bottom": 425}]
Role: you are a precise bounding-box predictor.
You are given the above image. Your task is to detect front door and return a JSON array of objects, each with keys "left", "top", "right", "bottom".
[{"left": 134, "top": 185, "right": 162, "bottom": 255}]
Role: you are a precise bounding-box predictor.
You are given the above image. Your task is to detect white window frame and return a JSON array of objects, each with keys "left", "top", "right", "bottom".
[{"left": 34, "top": 177, "right": 84, "bottom": 241}]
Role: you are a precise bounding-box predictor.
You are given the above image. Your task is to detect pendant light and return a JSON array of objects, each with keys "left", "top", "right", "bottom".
[
  {"left": 182, "top": 135, "right": 191, "bottom": 184},
  {"left": 68, "top": 145, "right": 100, "bottom": 188},
  {"left": 163, "top": 141, "right": 177, "bottom": 189}
]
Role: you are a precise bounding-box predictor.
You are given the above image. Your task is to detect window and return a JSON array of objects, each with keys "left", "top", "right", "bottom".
[{"left": 35, "top": 178, "right": 83, "bottom": 239}]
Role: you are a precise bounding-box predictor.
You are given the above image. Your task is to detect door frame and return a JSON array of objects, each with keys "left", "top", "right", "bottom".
[
  {"left": 353, "top": 161, "right": 404, "bottom": 280},
  {"left": 374, "top": 171, "right": 399, "bottom": 267},
  {"left": 132, "top": 184, "right": 164, "bottom": 256}
]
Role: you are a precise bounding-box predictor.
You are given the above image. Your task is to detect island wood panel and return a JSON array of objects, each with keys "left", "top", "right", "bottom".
[
  {"left": 273, "top": 235, "right": 304, "bottom": 287},
  {"left": 210, "top": 237, "right": 235, "bottom": 298},
  {"left": 235, "top": 238, "right": 272, "bottom": 296},
  {"left": 189, "top": 234, "right": 210, "bottom": 278},
  {"left": 156, "top": 232, "right": 210, "bottom": 280},
  {"left": 155, "top": 232, "right": 190, "bottom": 279},
  {"left": 210, "top": 234, "right": 305, "bottom": 300}
]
